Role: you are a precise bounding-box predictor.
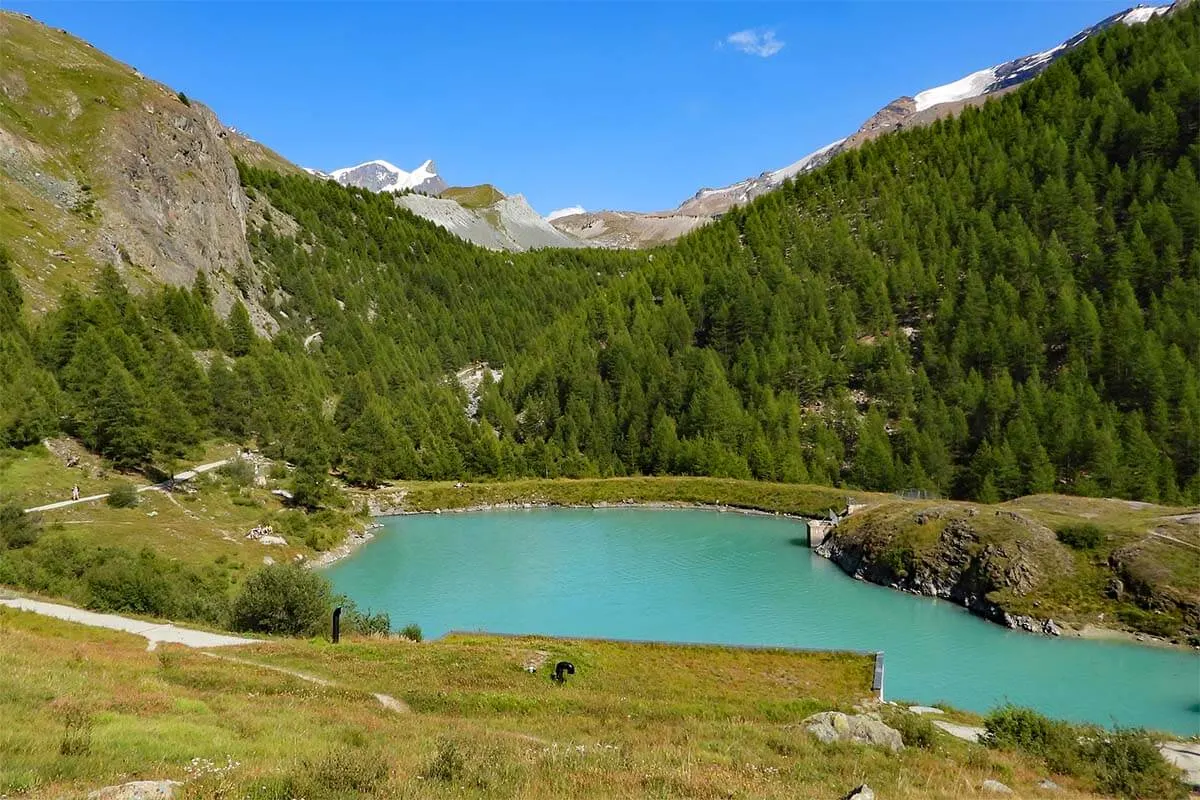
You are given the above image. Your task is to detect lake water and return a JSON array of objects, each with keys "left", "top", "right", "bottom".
[{"left": 324, "top": 508, "right": 1200, "bottom": 735}]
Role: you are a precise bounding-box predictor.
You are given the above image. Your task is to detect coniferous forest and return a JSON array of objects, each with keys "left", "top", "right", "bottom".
[{"left": 2, "top": 6, "right": 1197, "bottom": 504}]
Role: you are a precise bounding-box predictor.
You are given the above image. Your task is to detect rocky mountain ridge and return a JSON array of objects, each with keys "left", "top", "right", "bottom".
[
  {"left": 0, "top": 11, "right": 278, "bottom": 332},
  {"left": 550, "top": 3, "right": 1176, "bottom": 247}
]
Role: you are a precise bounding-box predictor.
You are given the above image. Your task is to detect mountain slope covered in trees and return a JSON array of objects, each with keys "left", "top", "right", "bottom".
[{"left": 1, "top": 5, "right": 1196, "bottom": 506}]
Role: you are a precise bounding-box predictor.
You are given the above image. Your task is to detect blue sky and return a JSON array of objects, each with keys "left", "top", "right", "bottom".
[{"left": 10, "top": 1, "right": 1146, "bottom": 214}]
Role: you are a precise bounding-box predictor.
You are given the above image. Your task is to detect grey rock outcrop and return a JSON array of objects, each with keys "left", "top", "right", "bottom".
[
  {"left": 841, "top": 784, "right": 875, "bottom": 800},
  {"left": 816, "top": 509, "right": 1071, "bottom": 634},
  {"left": 395, "top": 192, "right": 585, "bottom": 251},
  {"left": 802, "top": 711, "right": 904, "bottom": 752},
  {"left": 87, "top": 780, "right": 180, "bottom": 800},
  {"left": 981, "top": 778, "right": 1014, "bottom": 794}
]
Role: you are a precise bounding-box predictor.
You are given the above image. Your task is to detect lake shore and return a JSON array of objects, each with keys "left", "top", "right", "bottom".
[{"left": 328, "top": 479, "right": 1198, "bottom": 652}]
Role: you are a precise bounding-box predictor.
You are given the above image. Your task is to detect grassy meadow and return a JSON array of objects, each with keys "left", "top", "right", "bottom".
[{"left": 0, "top": 607, "right": 1112, "bottom": 800}]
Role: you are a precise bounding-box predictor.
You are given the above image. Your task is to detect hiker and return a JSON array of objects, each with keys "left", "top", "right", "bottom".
[{"left": 71, "top": 485, "right": 80, "bottom": 501}]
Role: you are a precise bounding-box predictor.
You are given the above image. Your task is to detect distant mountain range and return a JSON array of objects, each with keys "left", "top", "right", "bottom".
[
  {"left": 549, "top": 3, "right": 1174, "bottom": 247},
  {"left": 304, "top": 3, "right": 1174, "bottom": 251}
]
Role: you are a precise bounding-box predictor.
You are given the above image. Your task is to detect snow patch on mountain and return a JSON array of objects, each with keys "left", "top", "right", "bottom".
[
  {"left": 768, "top": 139, "right": 849, "bottom": 183},
  {"left": 327, "top": 158, "right": 448, "bottom": 195},
  {"left": 914, "top": 67, "right": 999, "bottom": 112},
  {"left": 547, "top": 206, "right": 586, "bottom": 221},
  {"left": 913, "top": 4, "right": 1169, "bottom": 112},
  {"left": 1121, "top": 5, "right": 1169, "bottom": 23}
]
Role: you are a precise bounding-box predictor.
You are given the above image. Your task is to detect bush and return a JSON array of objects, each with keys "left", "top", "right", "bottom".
[
  {"left": 401, "top": 622, "right": 422, "bottom": 642},
  {"left": 218, "top": 457, "right": 256, "bottom": 487},
  {"left": 0, "top": 503, "right": 40, "bottom": 549},
  {"left": 307, "top": 746, "right": 390, "bottom": 793},
  {"left": 1117, "top": 606, "right": 1183, "bottom": 638},
  {"left": 59, "top": 704, "right": 93, "bottom": 756},
  {"left": 84, "top": 549, "right": 173, "bottom": 616},
  {"left": 1056, "top": 524, "right": 1104, "bottom": 550},
  {"left": 984, "top": 705, "right": 1085, "bottom": 776},
  {"left": 1088, "top": 728, "right": 1188, "bottom": 799},
  {"left": 105, "top": 482, "right": 139, "bottom": 508},
  {"left": 984, "top": 706, "right": 1184, "bottom": 797},
  {"left": 886, "top": 709, "right": 937, "bottom": 749},
  {"left": 337, "top": 599, "right": 391, "bottom": 637},
  {"left": 422, "top": 739, "right": 465, "bottom": 783},
  {"left": 230, "top": 563, "right": 332, "bottom": 636},
  {"left": 177, "top": 91, "right": 190, "bottom": 106}
]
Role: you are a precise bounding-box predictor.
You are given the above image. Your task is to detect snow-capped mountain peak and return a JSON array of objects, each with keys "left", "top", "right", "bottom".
[
  {"left": 912, "top": 4, "right": 1170, "bottom": 112},
  {"left": 326, "top": 158, "right": 448, "bottom": 196}
]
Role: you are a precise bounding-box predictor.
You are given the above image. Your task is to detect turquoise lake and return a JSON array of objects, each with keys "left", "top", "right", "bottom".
[{"left": 324, "top": 508, "right": 1200, "bottom": 735}]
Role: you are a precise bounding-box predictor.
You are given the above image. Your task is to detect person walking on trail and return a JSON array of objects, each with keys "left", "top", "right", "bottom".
[{"left": 71, "top": 485, "right": 80, "bottom": 501}]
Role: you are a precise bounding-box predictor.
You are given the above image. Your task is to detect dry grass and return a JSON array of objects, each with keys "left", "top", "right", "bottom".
[{"left": 0, "top": 609, "right": 1104, "bottom": 799}]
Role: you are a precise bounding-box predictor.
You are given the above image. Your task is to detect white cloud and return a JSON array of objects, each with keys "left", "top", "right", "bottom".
[
  {"left": 723, "top": 28, "right": 785, "bottom": 58},
  {"left": 546, "top": 206, "right": 586, "bottom": 221}
]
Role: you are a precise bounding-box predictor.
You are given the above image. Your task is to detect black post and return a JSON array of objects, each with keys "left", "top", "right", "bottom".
[{"left": 332, "top": 606, "right": 342, "bottom": 644}]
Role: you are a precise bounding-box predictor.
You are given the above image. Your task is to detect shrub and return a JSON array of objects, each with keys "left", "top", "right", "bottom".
[
  {"left": 1056, "top": 524, "right": 1104, "bottom": 550},
  {"left": 230, "top": 563, "right": 332, "bottom": 636},
  {"left": 307, "top": 747, "right": 390, "bottom": 794},
  {"left": 59, "top": 704, "right": 93, "bottom": 756},
  {"left": 177, "top": 91, "right": 190, "bottom": 106},
  {"left": 0, "top": 503, "right": 40, "bottom": 549},
  {"left": 886, "top": 709, "right": 937, "bottom": 749},
  {"left": 1088, "top": 728, "right": 1187, "bottom": 799},
  {"left": 983, "top": 705, "right": 1084, "bottom": 776},
  {"left": 218, "top": 457, "right": 256, "bottom": 487},
  {"left": 401, "top": 622, "right": 422, "bottom": 642},
  {"left": 337, "top": 599, "right": 391, "bottom": 637},
  {"left": 422, "top": 739, "right": 465, "bottom": 783},
  {"left": 1117, "top": 606, "right": 1182, "bottom": 638},
  {"left": 105, "top": 482, "right": 139, "bottom": 508},
  {"left": 84, "top": 549, "right": 173, "bottom": 616}
]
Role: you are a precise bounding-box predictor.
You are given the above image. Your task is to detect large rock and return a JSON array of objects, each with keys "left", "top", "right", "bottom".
[
  {"left": 842, "top": 784, "right": 875, "bottom": 800},
  {"left": 981, "top": 779, "right": 1013, "bottom": 794},
  {"left": 802, "top": 711, "right": 904, "bottom": 752},
  {"left": 87, "top": 780, "right": 180, "bottom": 800}
]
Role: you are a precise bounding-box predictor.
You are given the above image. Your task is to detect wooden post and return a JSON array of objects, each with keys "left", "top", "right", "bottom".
[{"left": 332, "top": 606, "right": 342, "bottom": 644}]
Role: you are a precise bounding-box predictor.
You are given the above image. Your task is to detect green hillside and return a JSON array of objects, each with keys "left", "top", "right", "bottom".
[{"left": 7, "top": 6, "right": 1196, "bottom": 505}]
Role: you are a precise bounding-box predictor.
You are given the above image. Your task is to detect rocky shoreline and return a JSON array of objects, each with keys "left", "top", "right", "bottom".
[
  {"left": 312, "top": 498, "right": 1189, "bottom": 651},
  {"left": 814, "top": 521, "right": 1188, "bottom": 649},
  {"left": 307, "top": 523, "right": 383, "bottom": 568}
]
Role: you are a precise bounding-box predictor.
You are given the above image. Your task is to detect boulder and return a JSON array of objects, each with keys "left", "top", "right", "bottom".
[
  {"left": 981, "top": 779, "right": 1013, "bottom": 794},
  {"left": 907, "top": 705, "right": 944, "bottom": 715},
  {"left": 1037, "top": 779, "right": 1062, "bottom": 791},
  {"left": 841, "top": 784, "right": 875, "bottom": 800},
  {"left": 87, "top": 781, "right": 180, "bottom": 800},
  {"left": 802, "top": 711, "right": 904, "bottom": 752}
]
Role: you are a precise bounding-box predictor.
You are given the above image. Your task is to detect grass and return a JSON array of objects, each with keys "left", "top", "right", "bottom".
[
  {"left": 0, "top": 608, "right": 1109, "bottom": 799},
  {"left": 371, "top": 476, "right": 875, "bottom": 518},
  {"left": 831, "top": 495, "right": 1200, "bottom": 642},
  {"left": 442, "top": 184, "right": 506, "bottom": 209}
]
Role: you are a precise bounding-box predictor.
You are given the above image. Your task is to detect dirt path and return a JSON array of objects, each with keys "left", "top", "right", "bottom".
[
  {"left": 0, "top": 597, "right": 257, "bottom": 650},
  {"left": 201, "top": 651, "right": 411, "bottom": 713},
  {"left": 22, "top": 458, "right": 231, "bottom": 514}
]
